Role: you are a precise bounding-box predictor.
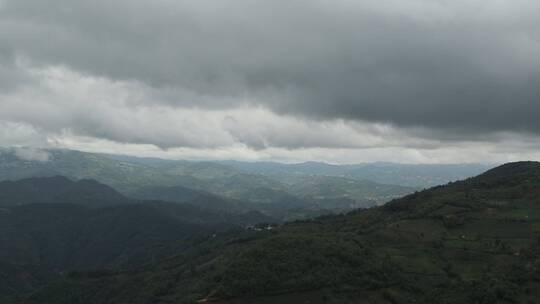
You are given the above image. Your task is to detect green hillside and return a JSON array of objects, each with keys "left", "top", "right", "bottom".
[{"left": 23, "top": 161, "right": 540, "bottom": 304}]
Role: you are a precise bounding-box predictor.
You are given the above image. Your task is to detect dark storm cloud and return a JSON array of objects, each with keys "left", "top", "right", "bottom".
[{"left": 1, "top": 0, "right": 540, "bottom": 136}]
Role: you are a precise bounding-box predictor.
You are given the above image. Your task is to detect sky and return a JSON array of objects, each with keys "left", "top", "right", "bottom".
[{"left": 1, "top": 0, "right": 540, "bottom": 164}]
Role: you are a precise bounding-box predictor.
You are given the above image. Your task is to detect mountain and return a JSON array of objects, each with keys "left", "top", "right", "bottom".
[
  {"left": 220, "top": 160, "right": 491, "bottom": 187},
  {"left": 0, "top": 176, "right": 273, "bottom": 300},
  {"left": 218, "top": 160, "right": 347, "bottom": 177},
  {"left": 132, "top": 185, "right": 335, "bottom": 221},
  {"left": 0, "top": 148, "right": 423, "bottom": 220},
  {"left": 0, "top": 149, "right": 302, "bottom": 208},
  {"left": 0, "top": 148, "right": 203, "bottom": 194},
  {"left": 131, "top": 184, "right": 247, "bottom": 212},
  {"left": 24, "top": 161, "right": 540, "bottom": 304},
  {"left": 0, "top": 176, "right": 130, "bottom": 208}
]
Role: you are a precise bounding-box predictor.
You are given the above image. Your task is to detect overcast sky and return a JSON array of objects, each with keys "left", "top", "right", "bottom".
[{"left": 1, "top": 0, "right": 540, "bottom": 164}]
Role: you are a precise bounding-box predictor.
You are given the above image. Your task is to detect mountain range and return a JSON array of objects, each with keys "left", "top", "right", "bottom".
[
  {"left": 0, "top": 147, "right": 512, "bottom": 304},
  {"left": 13, "top": 161, "right": 540, "bottom": 304},
  {"left": 0, "top": 148, "right": 490, "bottom": 220}
]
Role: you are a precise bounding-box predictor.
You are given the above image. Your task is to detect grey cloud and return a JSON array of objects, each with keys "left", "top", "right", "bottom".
[
  {"left": 0, "top": 50, "right": 33, "bottom": 91},
  {"left": 1, "top": 0, "right": 540, "bottom": 138},
  {"left": 13, "top": 147, "right": 51, "bottom": 162},
  {"left": 0, "top": 120, "right": 48, "bottom": 147}
]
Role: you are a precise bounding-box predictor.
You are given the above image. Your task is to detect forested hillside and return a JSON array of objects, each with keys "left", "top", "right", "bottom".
[
  {"left": 0, "top": 177, "right": 269, "bottom": 301},
  {"left": 21, "top": 162, "right": 540, "bottom": 304}
]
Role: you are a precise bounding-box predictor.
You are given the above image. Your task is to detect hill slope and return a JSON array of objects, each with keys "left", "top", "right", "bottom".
[
  {"left": 25, "top": 161, "right": 540, "bottom": 304},
  {"left": 0, "top": 177, "right": 271, "bottom": 300},
  {"left": 0, "top": 176, "right": 130, "bottom": 208}
]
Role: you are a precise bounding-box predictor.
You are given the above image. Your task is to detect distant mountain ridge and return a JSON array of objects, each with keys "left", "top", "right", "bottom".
[
  {"left": 0, "top": 148, "right": 433, "bottom": 219},
  {"left": 219, "top": 160, "right": 492, "bottom": 187},
  {"left": 0, "top": 176, "right": 129, "bottom": 208}
]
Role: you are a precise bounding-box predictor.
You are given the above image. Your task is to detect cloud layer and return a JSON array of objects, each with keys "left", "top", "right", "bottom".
[{"left": 1, "top": 0, "right": 540, "bottom": 163}]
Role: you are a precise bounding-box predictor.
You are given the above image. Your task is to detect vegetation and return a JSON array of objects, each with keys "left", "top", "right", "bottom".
[
  {"left": 0, "top": 177, "right": 270, "bottom": 299},
  {"left": 0, "top": 176, "right": 129, "bottom": 208},
  {"left": 18, "top": 161, "right": 540, "bottom": 304}
]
